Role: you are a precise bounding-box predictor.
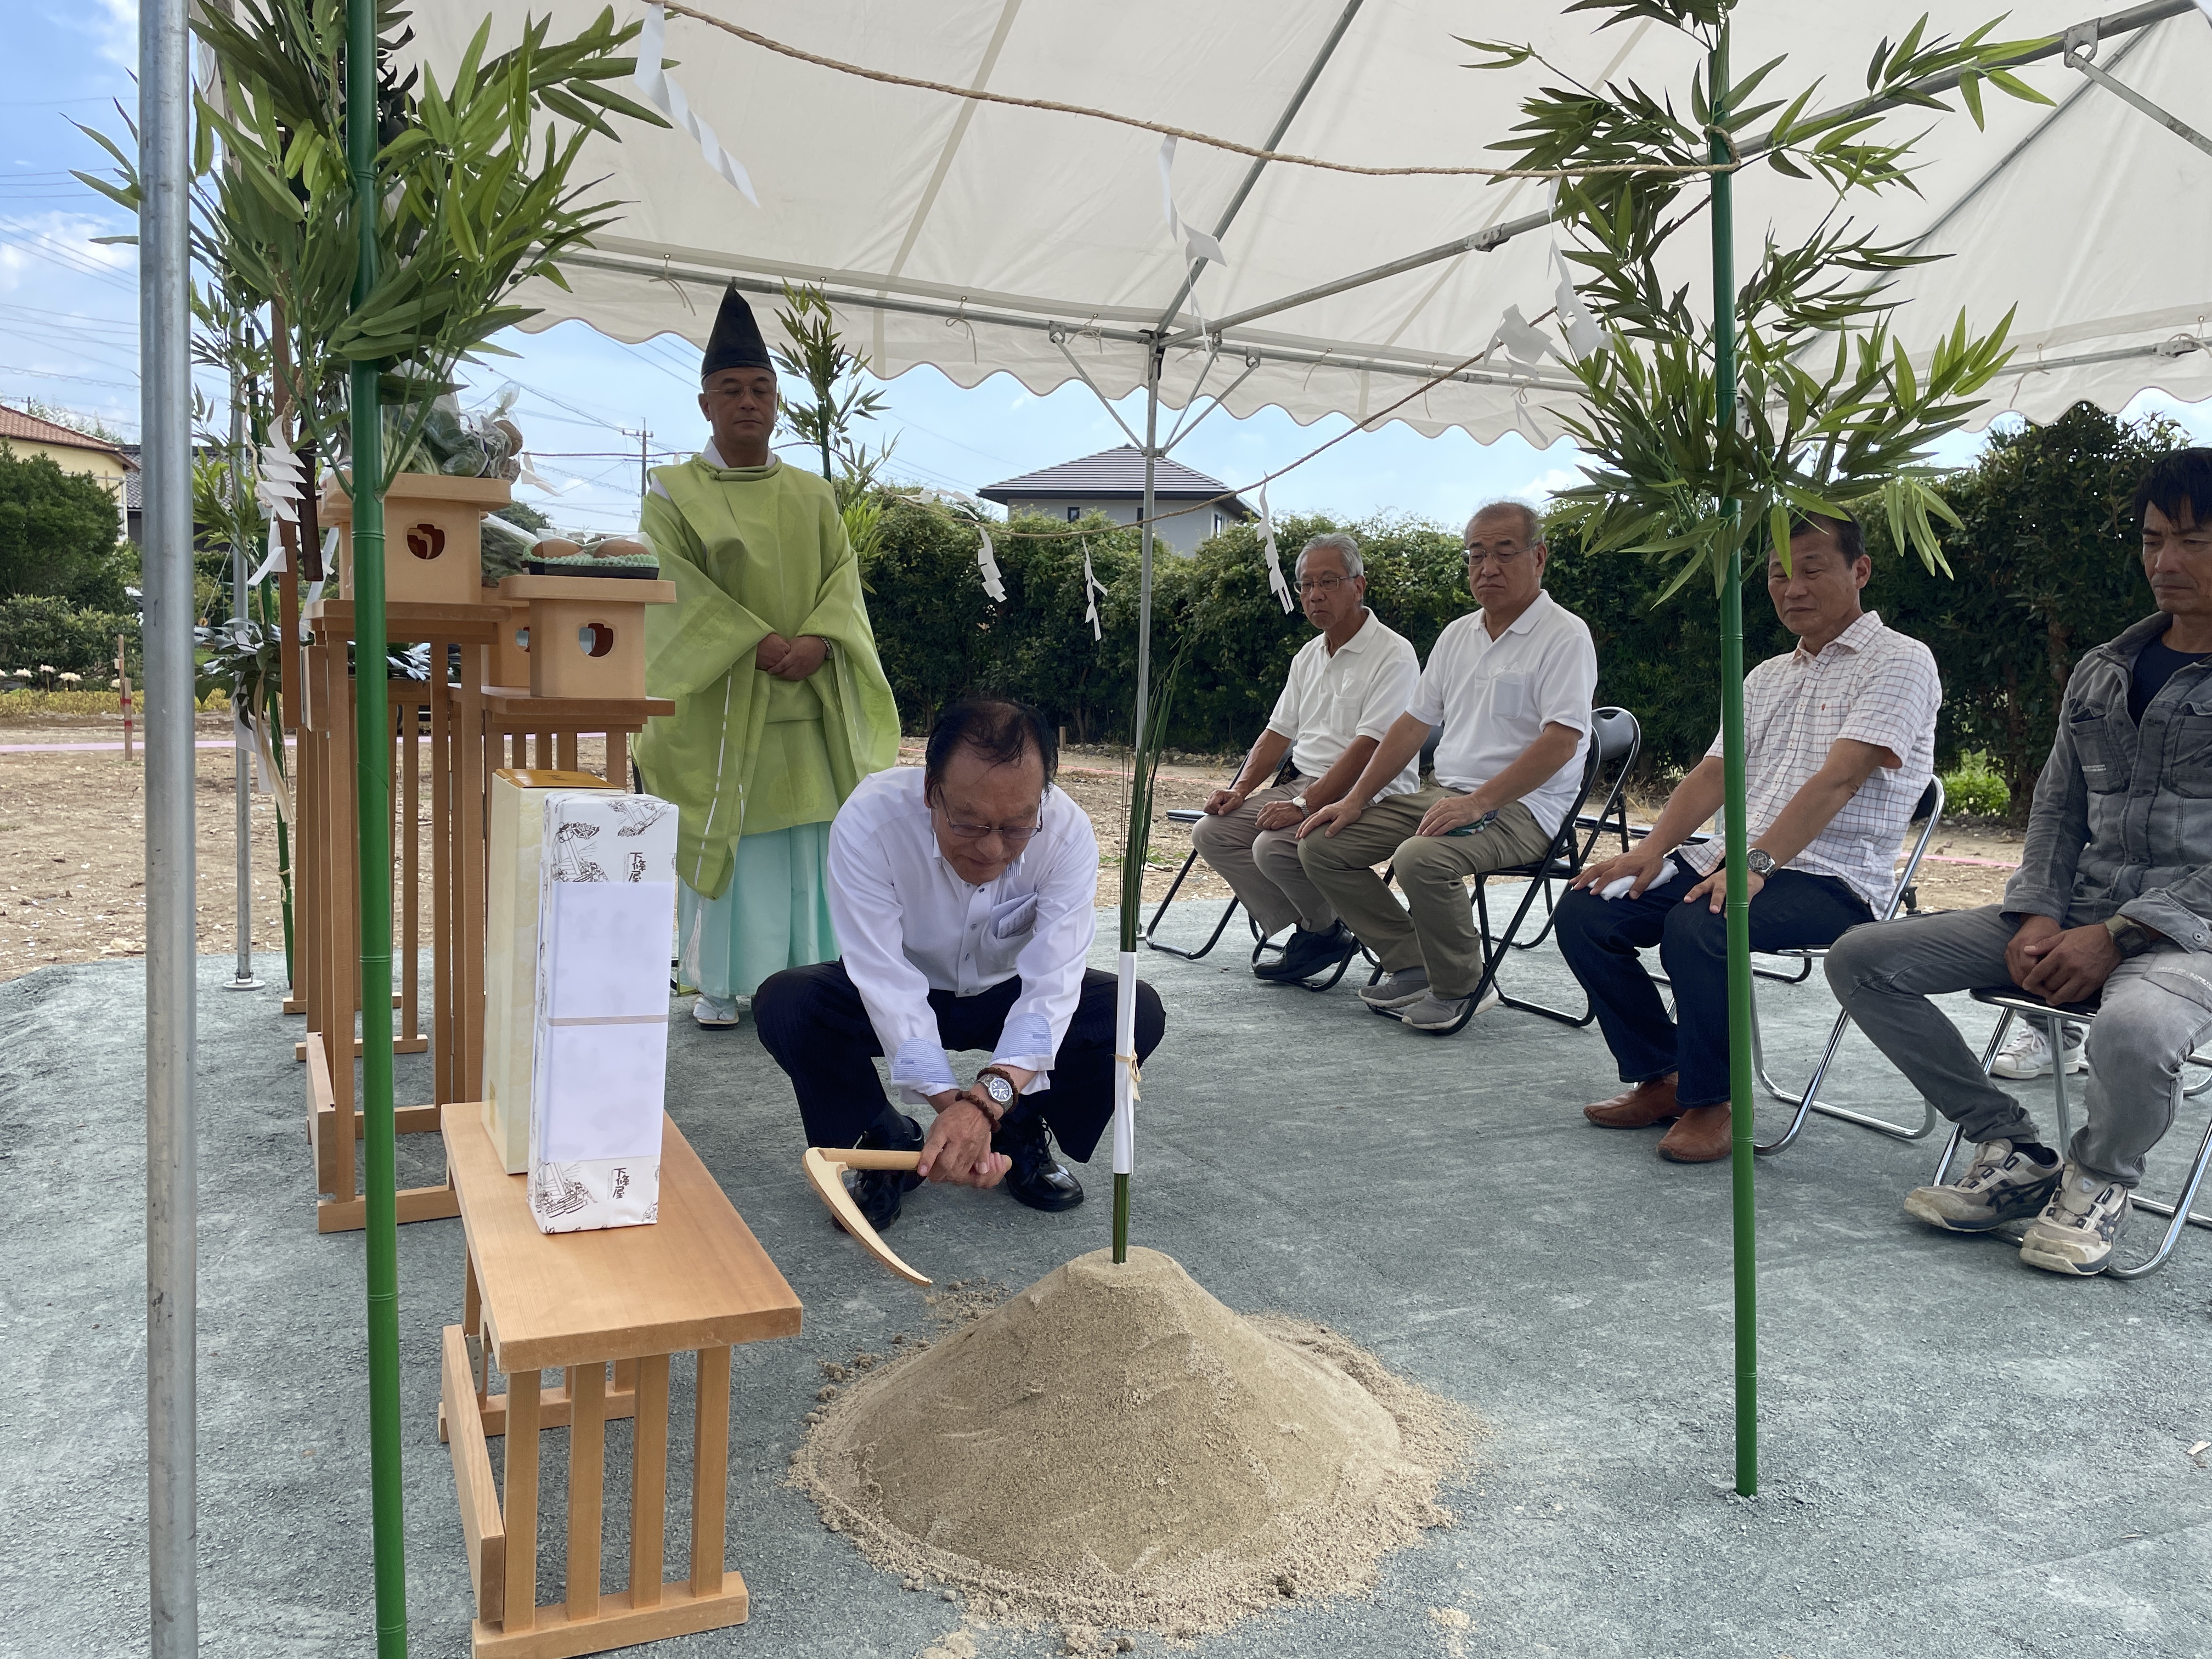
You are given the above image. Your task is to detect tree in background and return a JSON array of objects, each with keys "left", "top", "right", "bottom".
[
  {"left": 1871, "top": 401, "right": 2182, "bottom": 815},
  {"left": 0, "top": 443, "right": 129, "bottom": 611},
  {"left": 771, "top": 282, "right": 898, "bottom": 562}
]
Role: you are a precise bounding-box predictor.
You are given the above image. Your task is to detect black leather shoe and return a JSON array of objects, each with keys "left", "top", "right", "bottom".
[
  {"left": 836, "top": 1114, "right": 923, "bottom": 1234},
  {"left": 1252, "top": 921, "right": 1357, "bottom": 982},
  {"left": 994, "top": 1111, "right": 1084, "bottom": 1212}
]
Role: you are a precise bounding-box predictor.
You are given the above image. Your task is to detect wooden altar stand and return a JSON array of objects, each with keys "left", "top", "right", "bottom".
[
  {"left": 438, "top": 1106, "right": 802, "bottom": 1657},
  {"left": 292, "top": 598, "right": 671, "bottom": 1233}
]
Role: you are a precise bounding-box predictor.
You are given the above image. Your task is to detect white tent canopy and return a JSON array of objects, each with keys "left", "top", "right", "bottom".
[{"left": 418, "top": 1, "right": 2212, "bottom": 445}]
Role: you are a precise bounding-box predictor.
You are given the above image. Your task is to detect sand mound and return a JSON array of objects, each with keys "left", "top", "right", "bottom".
[{"left": 789, "top": 1248, "right": 1473, "bottom": 1635}]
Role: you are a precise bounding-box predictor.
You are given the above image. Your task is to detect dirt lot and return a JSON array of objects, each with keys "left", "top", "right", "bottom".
[{"left": 0, "top": 712, "right": 2017, "bottom": 988}]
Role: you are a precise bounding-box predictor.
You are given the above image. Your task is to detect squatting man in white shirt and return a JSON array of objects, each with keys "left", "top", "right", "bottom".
[
  {"left": 1296, "top": 501, "right": 1599, "bottom": 1033},
  {"left": 753, "top": 699, "right": 1166, "bottom": 1233},
  {"left": 1556, "top": 511, "right": 1940, "bottom": 1164},
  {"left": 1192, "top": 532, "right": 1421, "bottom": 985}
]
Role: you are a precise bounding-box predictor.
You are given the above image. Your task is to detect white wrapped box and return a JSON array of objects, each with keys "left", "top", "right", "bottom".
[
  {"left": 484, "top": 769, "right": 619, "bottom": 1173},
  {"left": 527, "top": 789, "right": 678, "bottom": 1233}
]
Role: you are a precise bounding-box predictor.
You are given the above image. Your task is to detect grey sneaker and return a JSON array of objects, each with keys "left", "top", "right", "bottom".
[
  {"left": 1903, "top": 1139, "right": 2061, "bottom": 1233},
  {"left": 1358, "top": 967, "right": 1431, "bottom": 1009},
  {"left": 1397, "top": 985, "right": 1502, "bottom": 1032},
  {"left": 2018, "top": 1162, "right": 2131, "bottom": 1276}
]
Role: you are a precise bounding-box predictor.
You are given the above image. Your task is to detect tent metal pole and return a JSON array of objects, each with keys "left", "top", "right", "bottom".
[
  {"left": 1709, "top": 37, "right": 1758, "bottom": 1502},
  {"left": 347, "top": 0, "right": 409, "bottom": 1650},
  {"left": 141, "top": 0, "right": 198, "bottom": 1652},
  {"left": 227, "top": 372, "right": 262, "bottom": 990},
  {"left": 1151, "top": 0, "right": 1368, "bottom": 331},
  {"left": 2065, "top": 25, "right": 2212, "bottom": 157}
]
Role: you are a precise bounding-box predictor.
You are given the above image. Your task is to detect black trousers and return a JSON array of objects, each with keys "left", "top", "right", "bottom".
[{"left": 753, "top": 962, "right": 1166, "bottom": 1163}]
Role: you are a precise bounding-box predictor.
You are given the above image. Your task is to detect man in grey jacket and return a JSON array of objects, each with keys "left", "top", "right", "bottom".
[{"left": 1826, "top": 448, "right": 2212, "bottom": 1277}]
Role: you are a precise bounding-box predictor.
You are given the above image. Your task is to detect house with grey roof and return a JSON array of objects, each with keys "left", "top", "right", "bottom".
[{"left": 977, "top": 445, "right": 1254, "bottom": 556}]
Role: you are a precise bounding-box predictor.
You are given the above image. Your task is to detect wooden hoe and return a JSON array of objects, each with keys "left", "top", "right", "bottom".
[{"left": 802, "top": 1147, "right": 932, "bottom": 1286}]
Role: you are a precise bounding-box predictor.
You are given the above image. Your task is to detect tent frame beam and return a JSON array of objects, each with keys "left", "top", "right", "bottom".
[
  {"left": 1154, "top": 0, "right": 2200, "bottom": 350},
  {"left": 2064, "top": 20, "right": 2212, "bottom": 159},
  {"left": 1152, "top": 0, "right": 1369, "bottom": 332}
]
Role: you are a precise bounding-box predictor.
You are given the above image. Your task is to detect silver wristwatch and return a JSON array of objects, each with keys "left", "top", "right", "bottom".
[
  {"left": 1745, "top": 848, "right": 1777, "bottom": 878},
  {"left": 1290, "top": 794, "right": 1310, "bottom": 812},
  {"left": 975, "top": 1070, "right": 1017, "bottom": 1111}
]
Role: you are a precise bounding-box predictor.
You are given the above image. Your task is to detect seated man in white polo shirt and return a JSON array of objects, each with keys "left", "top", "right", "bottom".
[
  {"left": 1297, "top": 502, "right": 1598, "bottom": 1033},
  {"left": 1192, "top": 532, "right": 1421, "bottom": 984},
  {"left": 1557, "top": 511, "right": 1940, "bottom": 1163}
]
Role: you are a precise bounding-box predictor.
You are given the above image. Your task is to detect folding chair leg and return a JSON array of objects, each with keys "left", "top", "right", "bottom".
[
  {"left": 2109, "top": 1100, "right": 2212, "bottom": 1279},
  {"left": 1477, "top": 872, "right": 1596, "bottom": 1029},
  {"left": 1929, "top": 1011, "right": 2022, "bottom": 1186},
  {"left": 1752, "top": 998, "right": 1939, "bottom": 1155},
  {"left": 1142, "top": 848, "right": 1243, "bottom": 961}
]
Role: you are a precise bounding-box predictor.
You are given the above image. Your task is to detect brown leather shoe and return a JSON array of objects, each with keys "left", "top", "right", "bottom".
[
  {"left": 1656, "top": 1104, "right": 1733, "bottom": 1163},
  {"left": 1583, "top": 1075, "right": 1680, "bottom": 1128}
]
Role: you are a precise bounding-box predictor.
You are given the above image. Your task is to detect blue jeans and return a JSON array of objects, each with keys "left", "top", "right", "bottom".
[{"left": 1554, "top": 866, "right": 1872, "bottom": 1110}]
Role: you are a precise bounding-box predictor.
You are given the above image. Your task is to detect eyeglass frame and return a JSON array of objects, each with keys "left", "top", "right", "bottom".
[
  {"left": 1295, "top": 572, "right": 1359, "bottom": 596},
  {"left": 927, "top": 790, "right": 1046, "bottom": 845}
]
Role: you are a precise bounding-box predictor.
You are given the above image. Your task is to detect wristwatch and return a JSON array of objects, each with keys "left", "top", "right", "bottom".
[
  {"left": 972, "top": 1068, "right": 1018, "bottom": 1125},
  {"left": 2103, "top": 915, "right": 2155, "bottom": 957},
  {"left": 1290, "top": 794, "right": 1310, "bottom": 812},
  {"left": 1745, "top": 848, "right": 1778, "bottom": 878}
]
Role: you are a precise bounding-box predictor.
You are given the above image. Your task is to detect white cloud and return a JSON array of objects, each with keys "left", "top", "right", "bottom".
[
  {"left": 1520, "top": 466, "right": 1588, "bottom": 503},
  {"left": 88, "top": 0, "right": 139, "bottom": 71}
]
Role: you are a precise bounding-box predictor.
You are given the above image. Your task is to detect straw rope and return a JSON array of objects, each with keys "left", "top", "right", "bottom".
[{"left": 659, "top": 4, "right": 1743, "bottom": 182}]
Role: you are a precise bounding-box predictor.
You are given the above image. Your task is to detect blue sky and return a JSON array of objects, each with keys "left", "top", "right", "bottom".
[{"left": 8, "top": 3, "right": 2211, "bottom": 541}]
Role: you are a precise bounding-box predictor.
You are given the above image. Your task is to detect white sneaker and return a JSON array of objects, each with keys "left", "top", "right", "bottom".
[
  {"left": 692, "top": 994, "right": 742, "bottom": 1028},
  {"left": 1990, "top": 1020, "right": 2085, "bottom": 1080},
  {"left": 2018, "top": 1161, "right": 2131, "bottom": 1276}
]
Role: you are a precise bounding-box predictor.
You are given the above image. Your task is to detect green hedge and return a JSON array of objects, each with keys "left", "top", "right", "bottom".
[
  {"left": 859, "top": 402, "right": 2182, "bottom": 812},
  {"left": 0, "top": 595, "right": 141, "bottom": 681}
]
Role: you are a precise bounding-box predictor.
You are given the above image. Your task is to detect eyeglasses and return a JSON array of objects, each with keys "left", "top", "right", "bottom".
[
  {"left": 1464, "top": 545, "right": 1528, "bottom": 567},
  {"left": 1296, "top": 574, "right": 1351, "bottom": 596},
  {"left": 932, "top": 801, "right": 1044, "bottom": 844}
]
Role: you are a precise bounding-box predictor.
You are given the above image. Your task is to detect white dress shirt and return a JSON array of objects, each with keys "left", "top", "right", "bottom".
[
  {"left": 1265, "top": 608, "right": 1422, "bottom": 795},
  {"left": 826, "top": 766, "right": 1099, "bottom": 1103},
  {"left": 1681, "top": 610, "right": 1940, "bottom": 911},
  {"left": 1406, "top": 590, "right": 1598, "bottom": 836}
]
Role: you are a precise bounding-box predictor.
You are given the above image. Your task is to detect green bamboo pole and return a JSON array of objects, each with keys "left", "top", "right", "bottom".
[
  {"left": 347, "top": 0, "right": 409, "bottom": 1649},
  {"left": 1709, "top": 36, "right": 1758, "bottom": 1500}
]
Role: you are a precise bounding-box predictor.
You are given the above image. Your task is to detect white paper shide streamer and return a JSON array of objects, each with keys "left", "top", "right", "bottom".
[
  {"left": 976, "top": 524, "right": 1007, "bottom": 603},
  {"left": 1080, "top": 541, "right": 1108, "bottom": 640},
  {"left": 1551, "top": 245, "right": 1607, "bottom": 362},
  {"left": 1258, "top": 482, "right": 1293, "bottom": 614},
  {"left": 635, "top": 4, "right": 760, "bottom": 206},
  {"left": 1157, "top": 137, "right": 1228, "bottom": 269},
  {"left": 253, "top": 442, "right": 302, "bottom": 523}
]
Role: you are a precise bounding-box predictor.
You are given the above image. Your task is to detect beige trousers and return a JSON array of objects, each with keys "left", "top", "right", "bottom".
[
  {"left": 1296, "top": 786, "right": 1553, "bottom": 997},
  {"left": 1187, "top": 775, "right": 1338, "bottom": 938}
]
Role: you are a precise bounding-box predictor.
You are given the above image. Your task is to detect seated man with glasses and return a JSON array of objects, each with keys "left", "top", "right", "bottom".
[
  {"left": 755, "top": 698, "right": 1166, "bottom": 1232},
  {"left": 1296, "top": 501, "right": 1598, "bottom": 1032},
  {"left": 1193, "top": 532, "right": 1421, "bottom": 984}
]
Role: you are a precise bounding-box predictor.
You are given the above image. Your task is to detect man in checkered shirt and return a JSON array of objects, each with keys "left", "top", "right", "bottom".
[{"left": 1553, "top": 511, "right": 1940, "bottom": 1163}]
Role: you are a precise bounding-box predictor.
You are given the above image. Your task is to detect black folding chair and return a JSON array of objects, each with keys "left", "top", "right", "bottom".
[
  {"left": 1749, "top": 777, "right": 1948, "bottom": 1154},
  {"left": 1916, "top": 985, "right": 2212, "bottom": 1279},
  {"left": 1141, "top": 749, "right": 1299, "bottom": 962},
  {"left": 1372, "top": 706, "right": 1643, "bottom": 1034}
]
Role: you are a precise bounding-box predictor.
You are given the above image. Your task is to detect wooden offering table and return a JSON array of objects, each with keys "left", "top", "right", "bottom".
[{"left": 439, "top": 1107, "right": 802, "bottom": 1658}]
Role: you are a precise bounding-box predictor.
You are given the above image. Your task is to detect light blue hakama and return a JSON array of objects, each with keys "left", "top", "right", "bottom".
[{"left": 676, "top": 821, "right": 837, "bottom": 998}]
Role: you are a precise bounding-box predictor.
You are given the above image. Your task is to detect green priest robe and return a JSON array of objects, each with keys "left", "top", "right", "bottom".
[{"left": 633, "top": 456, "right": 899, "bottom": 900}]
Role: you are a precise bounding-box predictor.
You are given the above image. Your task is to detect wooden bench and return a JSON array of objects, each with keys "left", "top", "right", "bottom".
[{"left": 439, "top": 1106, "right": 803, "bottom": 1657}]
